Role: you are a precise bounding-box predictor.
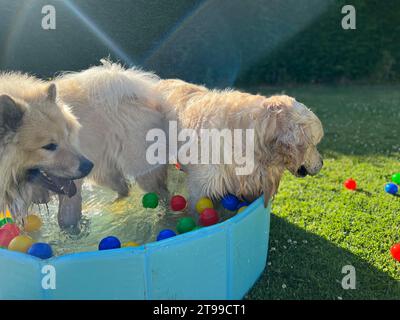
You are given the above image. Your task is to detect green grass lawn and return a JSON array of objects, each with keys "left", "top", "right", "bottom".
[{"left": 245, "top": 85, "right": 400, "bottom": 299}]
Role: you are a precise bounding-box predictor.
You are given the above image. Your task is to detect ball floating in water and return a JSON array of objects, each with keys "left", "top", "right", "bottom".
[
  {"left": 8, "top": 235, "right": 34, "bottom": 253},
  {"left": 23, "top": 214, "right": 42, "bottom": 232},
  {"left": 0, "top": 229, "right": 14, "bottom": 248},
  {"left": 1, "top": 223, "right": 20, "bottom": 238},
  {"left": 170, "top": 195, "right": 187, "bottom": 211},
  {"left": 199, "top": 208, "right": 219, "bottom": 227},
  {"left": 390, "top": 243, "right": 400, "bottom": 261},
  {"left": 27, "top": 243, "right": 53, "bottom": 259},
  {"left": 98, "top": 236, "right": 121, "bottom": 250},
  {"left": 195, "top": 197, "right": 214, "bottom": 214},
  {"left": 392, "top": 173, "right": 400, "bottom": 185},
  {"left": 176, "top": 217, "right": 196, "bottom": 234},
  {"left": 344, "top": 178, "right": 357, "bottom": 190},
  {"left": 237, "top": 201, "right": 250, "bottom": 210},
  {"left": 221, "top": 194, "right": 240, "bottom": 211},
  {"left": 237, "top": 206, "right": 248, "bottom": 213},
  {"left": 157, "top": 229, "right": 176, "bottom": 241},
  {"left": 385, "top": 183, "right": 398, "bottom": 195},
  {"left": 142, "top": 192, "right": 159, "bottom": 208}
]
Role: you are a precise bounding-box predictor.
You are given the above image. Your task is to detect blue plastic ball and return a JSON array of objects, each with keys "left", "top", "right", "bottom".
[
  {"left": 157, "top": 229, "right": 176, "bottom": 241},
  {"left": 99, "top": 236, "right": 121, "bottom": 250},
  {"left": 27, "top": 243, "right": 53, "bottom": 259},
  {"left": 221, "top": 194, "right": 240, "bottom": 211},
  {"left": 236, "top": 201, "right": 250, "bottom": 210},
  {"left": 385, "top": 183, "right": 398, "bottom": 195}
]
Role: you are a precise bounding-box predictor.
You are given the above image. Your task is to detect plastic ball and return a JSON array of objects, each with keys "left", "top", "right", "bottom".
[
  {"left": 122, "top": 241, "right": 140, "bottom": 247},
  {"left": 1, "top": 223, "right": 20, "bottom": 238},
  {"left": 8, "top": 235, "right": 34, "bottom": 253},
  {"left": 237, "top": 201, "right": 250, "bottom": 210},
  {"left": 98, "top": 236, "right": 121, "bottom": 250},
  {"left": 176, "top": 217, "right": 196, "bottom": 234},
  {"left": 221, "top": 194, "right": 240, "bottom": 211},
  {"left": 192, "top": 226, "right": 203, "bottom": 231},
  {"left": 27, "top": 243, "right": 53, "bottom": 259},
  {"left": 390, "top": 243, "right": 400, "bottom": 261},
  {"left": 344, "top": 178, "right": 357, "bottom": 190},
  {"left": 23, "top": 214, "right": 42, "bottom": 232},
  {"left": 385, "top": 183, "right": 398, "bottom": 195},
  {"left": 170, "top": 195, "right": 187, "bottom": 211},
  {"left": 195, "top": 197, "right": 214, "bottom": 214},
  {"left": 142, "top": 192, "right": 159, "bottom": 208},
  {"left": 199, "top": 208, "right": 219, "bottom": 227},
  {"left": 0, "top": 229, "right": 14, "bottom": 248},
  {"left": 157, "top": 229, "right": 176, "bottom": 241},
  {"left": 392, "top": 173, "right": 400, "bottom": 185},
  {"left": 237, "top": 206, "right": 248, "bottom": 213}
]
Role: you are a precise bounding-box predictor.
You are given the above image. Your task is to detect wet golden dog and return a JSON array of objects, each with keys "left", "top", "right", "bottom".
[
  {"left": 156, "top": 79, "right": 324, "bottom": 210},
  {"left": 0, "top": 73, "right": 93, "bottom": 221}
]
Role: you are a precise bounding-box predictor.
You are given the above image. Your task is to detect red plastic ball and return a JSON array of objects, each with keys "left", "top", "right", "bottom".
[
  {"left": 344, "top": 178, "right": 357, "bottom": 190},
  {"left": 390, "top": 243, "right": 400, "bottom": 261},
  {"left": 170, "top": 195, "right": 187, "bottom": 211},
  {"left": 0, "top": 229, "right": 15, "bottom": 248},
  {"left": 199, "top": 208, "right": 219, "bottom": 227},
  {"left": 1, "top": 223, "right": 20, "bottom": 238}
]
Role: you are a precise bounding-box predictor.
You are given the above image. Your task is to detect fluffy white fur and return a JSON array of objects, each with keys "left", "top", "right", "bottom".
[
  {"left": 156, "top": 79, "right": 324, "bottom": 210},
  {"left": 51, "top": 60, "right": 169, "bottom": 228}
]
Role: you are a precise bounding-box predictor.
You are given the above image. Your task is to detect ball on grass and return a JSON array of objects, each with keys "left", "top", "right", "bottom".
[
  {"left": 28, "top": 243, "right": 53, "bottom": 259},
  {"left": 98, "top": 236, "right": 121, "bottom": 250},
  {"left": 385, "top": 183, "right": 398, "bottom": 195},
  {"left": 390, "top": 243, "right": 400, "bottom": 261},
  {"left": 344, "top": 178, "right": 357, "bottom": 190},
  {"left": 392, "top": 173, "right": 400, "bottom": 185}
]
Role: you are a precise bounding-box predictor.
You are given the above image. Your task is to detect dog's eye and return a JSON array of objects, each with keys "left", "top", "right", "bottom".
[{"left": 42, "top": 143, "right": 58, "bottom": 151}]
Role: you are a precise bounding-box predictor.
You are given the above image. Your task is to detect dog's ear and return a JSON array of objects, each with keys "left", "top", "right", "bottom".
[
  {"left": 46, "top": 83, "right": 57, "bottom": 103},
  {"left": 0, "top": 94, "right": 24, "bottom": 135}
]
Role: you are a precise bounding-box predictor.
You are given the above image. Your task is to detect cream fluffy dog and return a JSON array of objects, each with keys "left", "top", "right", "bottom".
[
  {"left": 0, "top": 73, "right": 93, "bottom": 220},
  {"left": 156, "top": 79, "right": 324, "bottom": 210},
  {"left": 35, "top": 60, "right": 169, "bottom": 229}
]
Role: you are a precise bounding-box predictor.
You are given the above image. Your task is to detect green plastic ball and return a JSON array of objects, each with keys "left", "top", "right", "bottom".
[
  {"left": 392, "top": 173, "right": 400, "bottom": 185},
  {"left": 192, "top": 226, "right": 203, "bottom": 231},
  {"left": 142, "top": 192, "right": 159, "bottom": 208},
  {"left": 176, "top": 217, "right": 196, "bottom": 234}
]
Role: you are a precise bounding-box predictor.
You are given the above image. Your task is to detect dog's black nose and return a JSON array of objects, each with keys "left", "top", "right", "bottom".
[
  {"left": 78, "top": 157, "right": 94, "bottom": 176},
  {"left": 297, "top": 165, "right": 308, "bottom": 177}
]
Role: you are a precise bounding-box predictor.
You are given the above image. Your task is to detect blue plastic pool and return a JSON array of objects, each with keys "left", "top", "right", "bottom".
[{"left": 0, "top": 196, "right": 270, "bottom": 300}]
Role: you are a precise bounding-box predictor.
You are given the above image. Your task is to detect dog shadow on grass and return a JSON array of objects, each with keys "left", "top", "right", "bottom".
[{"left": 246, "top": 214, "right": 400, "bottom": 300}]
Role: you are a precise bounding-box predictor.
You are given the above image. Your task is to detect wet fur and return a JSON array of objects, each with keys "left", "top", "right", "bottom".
[
  {"left": 156, "top": 79, "right": 324, "bottom": 211},
  {"left": 53, "top": 60, "right": 169, "bottom": 228}
]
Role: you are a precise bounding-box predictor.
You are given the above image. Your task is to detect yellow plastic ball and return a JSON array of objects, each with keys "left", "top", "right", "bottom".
[
  {"left": 23, "top": 215, "right": 42, "bottom": 232},
  {"left": 195, "top": 197, "right": 214, "bottom": 214},
  {"left": 8, "top": 235, "right": 35, "bottom": 253},
  {"left": 237, "top": 206, "right": 248, "bottom": 213},
  {"left": 122, "top": 241, "right": 140, "bottom": 247}
]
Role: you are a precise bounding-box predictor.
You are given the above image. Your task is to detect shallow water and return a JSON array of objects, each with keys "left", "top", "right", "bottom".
[{"left": 32, "top": 168, "right": 236, "bottom": 256}]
